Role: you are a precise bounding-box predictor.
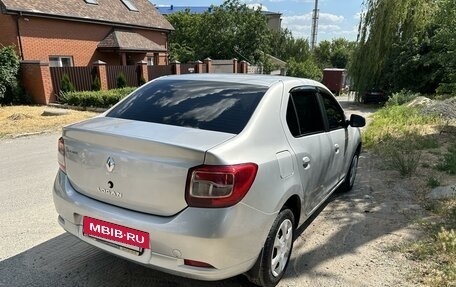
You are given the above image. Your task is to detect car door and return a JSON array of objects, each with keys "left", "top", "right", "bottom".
[
  {"left": 283, "top": 87, "right": 333, "bottom": 216},
  {"left": 318, "top": 89, "right": 349, "bottom": 188}
]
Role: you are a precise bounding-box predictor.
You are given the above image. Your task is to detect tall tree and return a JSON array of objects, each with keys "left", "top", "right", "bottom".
[
  {"left": 166, "top": 0, "right": 270, "bottom": 63},
  {"left": 350, "top": 0, "right": 436, "bottom": 96},
  {"left": 432, "top": 0, "right": 456, "bottom": 95}
]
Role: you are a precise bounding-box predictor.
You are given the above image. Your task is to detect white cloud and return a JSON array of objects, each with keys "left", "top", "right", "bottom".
[
  {"left": 246, "top": 3, "right": 269, "bottom": 11},
  {"left": 282, "top": 12, "right": 348, "bottom": 40}
]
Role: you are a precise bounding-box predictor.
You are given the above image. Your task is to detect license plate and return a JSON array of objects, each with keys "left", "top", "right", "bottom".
[{"left": 83, "top": 217, "right": 150, "bottom": 249}]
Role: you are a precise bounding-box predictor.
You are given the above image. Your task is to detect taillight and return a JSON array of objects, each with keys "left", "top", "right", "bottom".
[
  {"left": 58, "top": 137, "right": 66, "bottom": 172},
  {"left": 185, "top": 163, "right": 258, "bottom": 208}
]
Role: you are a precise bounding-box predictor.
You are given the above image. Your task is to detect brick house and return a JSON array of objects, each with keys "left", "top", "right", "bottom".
[{"left": 0, "top": 0, "right": 174, "bottom": 66}]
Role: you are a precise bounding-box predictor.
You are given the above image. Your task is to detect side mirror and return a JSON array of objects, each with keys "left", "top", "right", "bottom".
[{"left": 348, "top": 114, "right": 366, "bottom": 128}]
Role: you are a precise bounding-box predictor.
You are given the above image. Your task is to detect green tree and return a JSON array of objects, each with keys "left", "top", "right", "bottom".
[
  {"left": 166, "top": 0, "right": 270, "bottom": 64},
  {"left": 0, "top": 46, "right": 20, "bottom": 103},
  {"left": 286, "top": 57, "right": 322, "bottom": 81},
  {"left": 350, "top": 0, "right": 436, "bottom": 97},
  {"left": 432, "top": 0, "right": 456, "bottom": 95}
]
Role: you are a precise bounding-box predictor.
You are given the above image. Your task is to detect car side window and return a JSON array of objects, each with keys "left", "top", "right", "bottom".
[
  {"left": 286, "top": 90, "right": 325, "bottom": 137},
  {"left": 320, "top": 91, "right": 346, "bottom": 130}
]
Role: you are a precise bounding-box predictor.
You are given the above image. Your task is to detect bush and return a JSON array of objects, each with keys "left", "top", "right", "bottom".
[
  {"left": 437, "top": 144, "right": 456, "bottom": 175},
  {"left": 60, "top": 87, "right": 135, "bottom": 108},
  {"left": 386, "top": 90, "right": 419, "bottom": 106},
  {"left": 91, "top": 75, "right": 101, "bottom": 91},
  {"left": 60, "top": 74, "right": 75, "bottom": 93},
  {"left": 116, "top": 72, "right": 128, "bottom": 88},
  {"left": 286, "top": 57, "right": 322, "bottom": 81},
  {"left": 139, "top": 76, "right": 146, "bottom": 86},
  {"left": 0, "top": 46, "right": 20, "bottom": 105},
  {"left": 376, "top": 133, "right": 423, "bottom": 177}
]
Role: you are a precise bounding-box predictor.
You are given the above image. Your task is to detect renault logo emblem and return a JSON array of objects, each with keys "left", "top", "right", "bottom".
[{"left": 106, "top": 157, "right": 115, "bottom": 173}]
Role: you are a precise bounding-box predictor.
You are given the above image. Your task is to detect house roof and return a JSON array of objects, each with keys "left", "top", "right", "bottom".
[
  {"left": 0, "top": 0, "right": 174, "bottom": 31},
  {"left": 98, "top": 30, "right": 166, "bottom": 52},
  {"left": 156, "top": 5, "right": 281, "bottom": 17}
]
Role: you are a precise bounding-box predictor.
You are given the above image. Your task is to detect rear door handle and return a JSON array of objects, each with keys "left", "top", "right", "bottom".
[
  {"left": 302, "top": 156, "right": 311, "bottom": 169},
  {"left": 334, "top": 144, "right": 340, "bottom": 153}
]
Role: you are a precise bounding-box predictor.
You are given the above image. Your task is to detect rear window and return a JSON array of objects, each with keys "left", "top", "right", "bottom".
[{"left": 106, "top": 80, "right": 267, "bottom": 134}]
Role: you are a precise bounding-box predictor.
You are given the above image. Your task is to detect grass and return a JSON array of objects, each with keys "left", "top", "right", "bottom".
[
  {"left": 363, "top": 105, "right": 441, "bottom": 148},
  {"left": 405, "top": 199, "right": 456, "bottom": 287},
  {"left": 365, "top": 101, "right": 456, "bottom": 286},
  {"left": 437, "top": 144, "right": 456, "bottom": 175},
  {"left": 0, "top": 106, "right": 97, "bottom": 138}
]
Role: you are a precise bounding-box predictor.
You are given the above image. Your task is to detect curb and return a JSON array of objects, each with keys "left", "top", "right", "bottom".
[{"left": 47, "top": 103, "right": 107, "bottom": 113}]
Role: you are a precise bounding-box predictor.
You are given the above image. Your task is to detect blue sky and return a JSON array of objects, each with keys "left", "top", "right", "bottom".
[{"left": 151, "top": 0, "right": 364, "bottom": 42}]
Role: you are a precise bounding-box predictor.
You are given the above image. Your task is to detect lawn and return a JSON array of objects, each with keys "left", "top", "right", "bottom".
[{"left": 0, "top": 106, "right": 97, "bottom": 138}]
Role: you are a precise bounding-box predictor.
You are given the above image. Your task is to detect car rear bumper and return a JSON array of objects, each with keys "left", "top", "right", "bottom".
[{"left": 52, "top": 170, "right": 275, "bottom": 281}]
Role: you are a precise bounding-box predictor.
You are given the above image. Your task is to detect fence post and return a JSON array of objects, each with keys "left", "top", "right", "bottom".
[
  {"left": 233, "top": 58, "right": 238, "bottom": 73},
  {"left": 20, "top": 60, "right": 54, "bottom": 104},
  {"left": 195, "top": 60, "right": 203, "bottom": 73},
  {"left": 93, "top": 60, "right": 108, "bottom": 90},
  {"left": 204, "top": 57, "right": 212, "bottom": 73},
  {"left": 137, "top": 60, "right": 148, "bottom": 84},
  {"left": 240, "top": 60, "right": 248, "bottom": 74},
  {"left": 171, "top": 60, "right": 181, "bottom": 75}
]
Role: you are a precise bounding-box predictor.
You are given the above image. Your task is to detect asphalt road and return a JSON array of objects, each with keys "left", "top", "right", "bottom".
[{"left": 0, "top": 101, "right": 418, "bottom": 287}]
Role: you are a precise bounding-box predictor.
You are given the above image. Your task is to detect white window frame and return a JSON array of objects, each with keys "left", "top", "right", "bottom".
[
  {"left": 49, "top": 56, "right": 74, "bottom": 67},
  {"left": 121, "top": 0, "right": 139, "bottom": 11}
]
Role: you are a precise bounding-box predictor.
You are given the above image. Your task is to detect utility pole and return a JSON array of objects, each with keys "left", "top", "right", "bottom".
[{"left": 310, "top": 0, "right": 319, "bottom": 49}]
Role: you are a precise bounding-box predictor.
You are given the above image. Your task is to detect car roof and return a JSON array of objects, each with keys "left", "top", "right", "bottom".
[{"left": 158, "top": 73, "right": 325, "bottom": 89}]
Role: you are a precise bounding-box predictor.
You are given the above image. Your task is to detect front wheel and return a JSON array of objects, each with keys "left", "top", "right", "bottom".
[{"left": 246, "top": 209, "right": 295, "bottom": 287}]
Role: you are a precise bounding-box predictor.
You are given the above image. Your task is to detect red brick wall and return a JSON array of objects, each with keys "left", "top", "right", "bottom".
[
  {"left": 16, "top": 16, "right": 168, "bottom": 66},
  {"left": 0, "top": 14, "right": 20, "bottom": 50},
  {"left": 21, "top": 61, "right": 55, "bottom": 104}
]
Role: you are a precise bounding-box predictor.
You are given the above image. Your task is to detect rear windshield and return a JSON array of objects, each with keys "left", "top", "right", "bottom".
[{"left": 107, "top": 79, "right": 267, "bottom": 134}]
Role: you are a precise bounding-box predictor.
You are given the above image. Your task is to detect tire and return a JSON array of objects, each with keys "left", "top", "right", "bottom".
[
  {"left": 339, "top": 152, "right": 359, "bottom": 192},
  {"left": 246, "top": 209, "right": 295, "bottom": 287}
]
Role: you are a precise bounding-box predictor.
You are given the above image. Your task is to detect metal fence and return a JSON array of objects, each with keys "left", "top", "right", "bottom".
[
  {"left": 106, "top": 65, "right": 138, "bottom": 89},
  {"left": 148, "top": 65, "right": 173, "bottom": 80},
  {"left": 50, "top": 66, "right": 93, "bottom": 99}
]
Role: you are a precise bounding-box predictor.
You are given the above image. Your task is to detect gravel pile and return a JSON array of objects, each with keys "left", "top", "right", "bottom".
[{"left": 422, "top": 97, "right": 456, "bottom": 120}]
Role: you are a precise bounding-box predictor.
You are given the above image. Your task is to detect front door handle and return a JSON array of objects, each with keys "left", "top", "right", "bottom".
[
  {"left": 334, "top": 144, "right": 340, "bottom": 154},
  {"left": 302, "top": 156, "right": 311, "bottom": 169}
]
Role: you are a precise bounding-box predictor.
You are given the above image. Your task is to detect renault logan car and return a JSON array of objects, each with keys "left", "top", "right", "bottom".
[{"left": 53, "top": 74, "right": 365, "bottom": 287}]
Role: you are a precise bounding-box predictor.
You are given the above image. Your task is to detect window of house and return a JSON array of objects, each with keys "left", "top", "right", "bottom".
[
  {"left": 121, "top": 0, "right": 139, "bottom": 11},
  {"left": 49, "top": 56, "right": 73, "bottom": 67},
  {"left": 147, "top": 56, "right": 154, "bottom": 66},
  {"left": 84, "top": 0, "right": 98, "bottom": 4}
]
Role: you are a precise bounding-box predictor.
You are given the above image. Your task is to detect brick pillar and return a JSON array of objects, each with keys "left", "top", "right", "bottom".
[
  {"left": 93, "top": 60, "right": 108, "bottom": 90},
  {"left": 233, "top": 58, "right": 238, "bottom": 73},
  {"left": 195, "top": 60, "right": 203, "bottom": 73},
  {"left": 171, "top": 60, "right": 181, "bottom": 75},
  {"left": 20, "top": 60, "right": 54, "bottom": 104},
  {"left": 204, "top": 57, "right": 212, "bottom": 73},
  {"left": 240, "top": 60, "right": 248, "bottom": 74},
  {"left": 137, "top": 60, "right": 148, "bottom": 84}
]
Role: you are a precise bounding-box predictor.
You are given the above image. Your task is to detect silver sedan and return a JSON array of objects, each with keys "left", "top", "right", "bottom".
[{"left": 53, "top": 74, "right": 365, "bottom": 287}]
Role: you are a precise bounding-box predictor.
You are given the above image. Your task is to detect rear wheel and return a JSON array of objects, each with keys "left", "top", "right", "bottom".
[
  {"left": 340, "top": 152, "right": 359, "bottom": 192},
  {"left": 246, "top": 209, "right": 295, "bottom": 287}
]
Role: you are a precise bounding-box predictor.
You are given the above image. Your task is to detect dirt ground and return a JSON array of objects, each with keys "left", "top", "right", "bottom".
[{"left": 276, "top": 98, "right": 425, "bottom": 286}]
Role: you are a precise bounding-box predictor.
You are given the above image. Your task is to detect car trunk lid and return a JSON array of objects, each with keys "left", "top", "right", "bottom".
[{"left": 62, "top": 117, "right": 234, "bottom": 216}]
